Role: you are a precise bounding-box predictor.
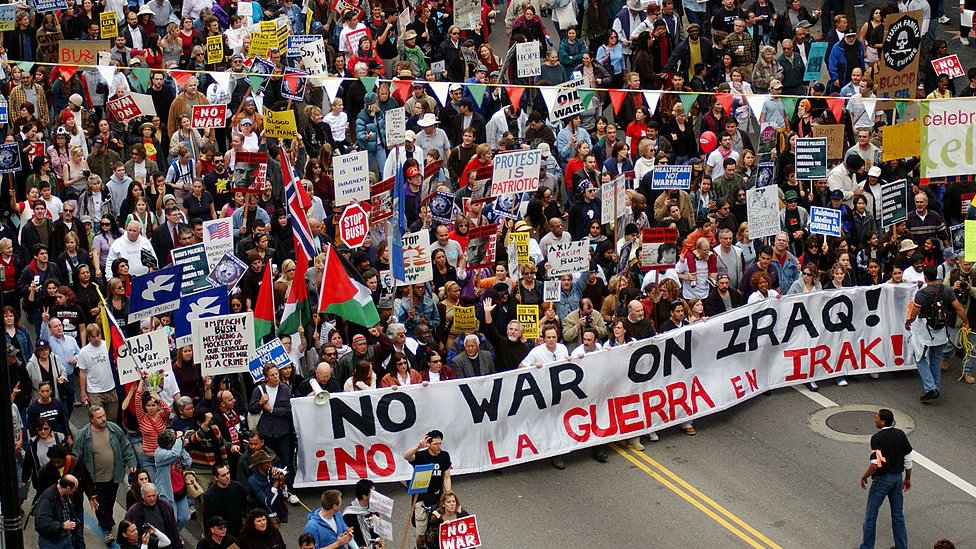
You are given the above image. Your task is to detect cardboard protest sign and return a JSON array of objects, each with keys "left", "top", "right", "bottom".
[
  {"left": 191, "top": 104, "right": 227, "bottom": 129},
  {"left": 494, "top": 193, "right": 523, "bottom": 220},
  {"left": 0, "top": 5, "right": 17, "bottom": 32},
  {"left": 36, "top": 0, "right": 70, "bottom": 13},
  {"left": 398, "top": 230, "right": 433, "bottom": 284},
  {"left": 264, "top": 109, "right": 298, "bottom": 138},
  {"left": 171, "top": 243, "right": 214, "bottom": 295},
  {"left": 640, "top": 228, "right": 678, "bottom": 271},
  {"left": 370, "top": 176, "right": 394, "bottom": 223},
  {"left": 469, "top": 166, "right": 494, "bottom": 204},
  {"left": 881, "top": 179, "right": 909, "bottom": 228},
  {"left": 491, "top": 150, "right": 540, "bottom": 196},
  {"left": 107, "top": 93, "right": 156, "bottom": 122},
  {"left": 516, "top": 305, "right": 539, "bottom": 340},
  {"left": 548, "top": 239, "right": 590, "bottom": 276},
  {"left": 192, "top": 313, "right": 255, "bottom": 375},
  {"left": 546, "top": 78, "right": 584, "bottom": 122},
  {"left": 0, "top": 143, "right": 21, "bottom": 174},
  {"left": 511, "top": 231, "right": 530, "bottom": 264},
  {"left": 746, "top": 186, "right": 780, "bottom": 240},
  {"left": 300, "top": 38, "right": 328, "bottom": 76},
  {"left": 466, "top": 228, "right": 498, "bottom": 270},
  {"left": 439, "top": 516, "right": 482, "bottom": 549},
  {"left": 967, "top": 220, "right": 976, "bottom": 261},
  {"left": 543, "top": 280, "right": 559, "bottom": 302},
  {"left": 281, "top": 70, "right": 307, "bottom": 101},
  {"left": 931, "top": 54, "right": 964, "bottom": 79},
  {"left": 877, "top": 10, "right": 922, "bottom": 99},
  {"left": 516, "top": 42, "right": 541, "bottom": 78},
  {"left": 207, "top": 252, "right": 248, "bottom": 289},
  {"left": 202, "top": 218, "right": 235, "bottom": 269},
  {"left": 453, "top": 0, "right": 481, "bottom": 29},
  {"left": 882, "top": 120, "right": 920, "bottom": 162},
  {"left": 248, "top": 339, "right": 293, "bottom": 382},
  {"left": 99, "top": 11, "right": 118, "bottom": 39},
  {"left": 116, "top": 328, "right": 171, "bottom": 385},
  {"left": 811, "top": 125, "right": 845, "bottom": 159},
  {"left": 385, "top": 107, "right": 406, "bottom": 148},
  {"left": 334, "top": 151, "right": 371, "bottom": 206},
  {"left": 59, "top": 39, "right": 109, "bottom": 65},
  {"left": 287, "top": 34, "right": 319, "bottom": 57},
  {"left": 803, "top": 41, "right": 828, "bottom": 81},
  {"left": 429, "top": 191, "right": 455, "bottom": 223}
]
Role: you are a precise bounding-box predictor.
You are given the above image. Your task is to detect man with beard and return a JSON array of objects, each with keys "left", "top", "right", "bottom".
[{"left": 481, "top": 297, "right": 530, "bottom": 372}]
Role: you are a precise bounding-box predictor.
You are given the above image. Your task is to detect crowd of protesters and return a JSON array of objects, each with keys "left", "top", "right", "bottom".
[{"left": 2, "top": 0, "right": 974, "bottom": 546}]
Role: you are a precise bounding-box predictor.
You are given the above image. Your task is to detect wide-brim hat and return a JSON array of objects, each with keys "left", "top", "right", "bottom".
[{"left": 898, "top": 239, "right": 918, "bottom": 253}]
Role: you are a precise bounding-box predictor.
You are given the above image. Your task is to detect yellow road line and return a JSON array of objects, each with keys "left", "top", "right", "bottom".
[{"left": 609, "top": 443, "right": 781, "bottom": 549}]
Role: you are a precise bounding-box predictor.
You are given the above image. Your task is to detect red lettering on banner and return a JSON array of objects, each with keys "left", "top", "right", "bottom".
[
  {"left": 563, "top": 378, "right": 715, "bottom": 443},
  {"left": 313, "top": 444, "right": 396, "bottom": 481},
  {"left": 837, "top": 341, "right": 859, "bottom": 371},
  {"left": 783, "top": 348, "right": 809, "bottom": 381},
  {"left": 485, "top": 434, "right": 538, "bottom": 463},
  {"left": 782, "top": 338, "right": 890, "bottom": 381},
  {"left": 487, "top": 441, "right": 509, "bottom": 464},
  {"left": 515, "top": 433, "right": 538, "bottom": 458},
  {"left": 861, "top": 338, "right": 883, "bottom": 368},
  {"left": 731, "top": 369, "right": 759, "bottom": 399},
  {"left": 809, "top": 344, "right": 833, "bottom": 376}
]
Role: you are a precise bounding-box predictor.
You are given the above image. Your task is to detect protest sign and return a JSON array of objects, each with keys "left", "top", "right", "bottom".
[
  {"left": 966, "top": 221, "right": 976, "bottom": 261},
  {"left": 369, "top": 490, "right": 394, "bottom": 518},
  {"left": 281, "top": 70, "right": 307, "bottom": 101},
  {"left": 231, "top": 151, "right": 269, "bottom": 193},
  {"left": 334, "top": 151, "right": 371, "bottom": 206},
  {"left": 191, "top": 104, "right": 227, "bottom": 129},
  {"left": 287, "top": 34, "right": 318, "bottom": 57},
  {"left": 516, "top": 42, "right": 541, "bottom": 78},
  {"left": 516, "top": 305, "right": 539, "bottom": 340},
  {"left": 920, "top": 99, "right": 976, "bottom": 178},
  {"left": 202, "top": 218, "right": 234, "bottom": 270},
  {"left": 36, "top": 0, "right": 70, "bottom": 12},
  {"left": 640, "top": 228, "right": 678, "bottom": 271},
  {"left": 548, "top": 239, "right": 590, "bottom": 276},
  {"left": 876, "top": 10, "right": 923, "bottom": 99},
  {"left": 466, "top": 230, "right": 498, "bottom": 270},
  {"left": 206, "top": 34, "right": 224, "bottom": 64},
  {"left": 951, "top": 223, "right": 965, "bottom": 253},
  {"left": 0, "top": 143, "right": 21, "bottom": 174},
  {"left": 430, "top": 191, "right": 455, "bottom": 223},
  {"left": 207, "top": 252, "right": 248, "bottom": 290},
  {"left": 339, "top": 203, "right": 369, "bottom": 249},
  {"left": 385, "top": 107, "right": 406, "bottom": 147},
  {"left": 491, "top": 150, "right": 540, "bottom": 196},
  {"left": 0, "top": 5, "right": 16, "bottom": 31},
  {"left": 421, "top": 160, "right": 443, "bottom": 203},
  {"left": 174, "top": 285, "right": 229, "bottom": 347},
  {"left": 453, "top": 0, "right": 481, "bottom": 29},
  {"left": 453, "top": 306, "right": 476, "bottom": 332},
  {"left": 812, "top": 125, "right": 845, "bottom": 159},
  {"left": 803, "top": 41, "right": 828, "bottom": 81},
  {"left": 248, "top": 339, "right": 293, "bottom": 382},
  {"left": 116, "top": 328, "right": 171, "bottom": 385},
  {"left": 650, "top": 165, "right": 693, "bottom": 190},
  {"left": 370, "top": 176, "right": 394, "bottom": 223},
  {"left": 99, "top": 11, "right": 118, "bottom": 39},
  {"left": 107, "top": 93, "right": 156, "bottom": 122},
  {"left": 543, "top": 281, "right": 559, "bottom": 302},
  {"left": 439, "top": 516, "right": 482, "bottom": 549},
  {"left": 399, "top": 230, "right": 433, "bottom": 284},
  {"left": 264, "top": 109, "right": 298, "bottom": 138},
  {"left": 794, "top": 137, "right": 828, "bottom": 179},
  {"left": 809, "top": 206, "right": 843, "bottom": 237},
  {"left": 171, "top": 243, "right": 213, "bottom": 295},
  {"left": 511, "top": 232, "right": 530, "bottom": 265},
  {"left": 0, "top": 97, "right": 7, "bottom": 125},
  {"left": 407, "top": 464, "right": 435, "bottom": 494},
  {"left": 494, "top": 193, "right": 523, "bottom": 221},
  {"left": 129, "top": 265, "right": 183, "bottom": 323},
  {"left": 192, "top": 313, "right": 255, "bottom": 375},
  {"left": 469, "top": 166, "right": 494, "bottom": 204},
  {"left": 880, "top": 179, "right": 909, "bottom": 228},
  {"left": 547, "top": 78, "right": 584, "bottom": 122},
  {"left": 746, "top": 186, "right": 780, "bottom": 240},
  {"left": 300, "top": 38, "right": 328, "bottom": 76},
  {"left": 291, "top": 285, "right": 914, "bottom": 486},
  {"left": 59, "top": 40, "right": 109, "bottom": 65},
  {"left": 756, "top": 162, "right": 775, "bottom": 188},
  {"left": 931, "top": 54, "right": 964, "bottom": 79},
  {"left": 881, "top": 120, "right": 920, "bottom": 162}
]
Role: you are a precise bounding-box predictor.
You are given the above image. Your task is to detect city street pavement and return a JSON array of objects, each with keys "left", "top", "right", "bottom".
[{"left": 19, "top": 3, "right": 976, "bottom": 548}]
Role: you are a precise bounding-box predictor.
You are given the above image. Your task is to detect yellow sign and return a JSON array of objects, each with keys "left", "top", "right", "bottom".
[
  {"left": 966, "top": 220, "right": 976, "bottom": 262},
  {"left": 516, "top": 305, "right": 539, "bottom": 340},
  {"left": 511, "top": 232, "right": 530, "bottom": 265},
  {"left": 263, "top": 109, "right": 298, "bottom": 138},
  {"left": 206, "top": 35, "right": 223, "bottom": 65},
  {"left": 248, "top": 31, "right": 273, "bottom": 57},
  {"left": 881, "top": 120, "right": 921, "bottom": 162},
  {"left": 453, "top": 305, "right": 476, "bottom": 333},
  {"left": 259, "top": 20, "right": 277, "bottom": 33},
  {"left": 99, "top": 11, "right": 118, "bottom": 39}
]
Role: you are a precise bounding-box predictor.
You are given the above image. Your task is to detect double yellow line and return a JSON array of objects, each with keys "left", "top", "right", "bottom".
[{"left": 609, "top": 443, "right": 783, "bottom": 549}]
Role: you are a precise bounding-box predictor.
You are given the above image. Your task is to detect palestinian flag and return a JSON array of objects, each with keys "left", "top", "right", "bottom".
[
  {"left": 319, "top": 244, "right": 380, "bottom": 327},
  {"left": 253, "top": 260, "right": 275, "bottom": 345},
  {"left": 278, "top": 247, "right": 312, "bottom": 336}
]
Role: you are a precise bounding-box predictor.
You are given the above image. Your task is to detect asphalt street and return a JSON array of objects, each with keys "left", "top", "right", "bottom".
[{"left": 19, "top": 3, "right": 976, "bottom": 549}]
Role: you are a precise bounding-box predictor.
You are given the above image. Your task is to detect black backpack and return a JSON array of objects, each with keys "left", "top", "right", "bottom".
[{"left": 920, "top": 284, "right": 950, "bottom": 331}]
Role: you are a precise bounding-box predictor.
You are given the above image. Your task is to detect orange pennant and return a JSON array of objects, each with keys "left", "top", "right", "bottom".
[
  {"left": 714, "top": 93, "right": 733, "bottom": 116},
  {"left": 59, "top": 66, "right": 79, "bottom": 81},
  {"left": 826, "top": 97, "right": 845, "bottom": 123}
]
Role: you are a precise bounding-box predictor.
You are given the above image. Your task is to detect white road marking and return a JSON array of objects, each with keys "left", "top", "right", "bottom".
[{"left": 792, "top": 386, "right": 976, "bottom": 500}]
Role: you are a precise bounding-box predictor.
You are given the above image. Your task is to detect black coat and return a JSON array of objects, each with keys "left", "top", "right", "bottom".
[{"left": 703, "top": 286, "right": 745, "bottom": 316}]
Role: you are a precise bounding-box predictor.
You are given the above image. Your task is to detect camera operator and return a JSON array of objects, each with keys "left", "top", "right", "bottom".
[
  {"left": 946, "top": 258, "right": 976, "bottom": 384},
  {"left": 245, "top": 450, "right": 289, "bottom": 526}
]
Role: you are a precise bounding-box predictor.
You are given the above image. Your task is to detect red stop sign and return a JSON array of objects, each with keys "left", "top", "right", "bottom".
[{"left": 339, "top": 203, "right": 369, "bottom": 248}]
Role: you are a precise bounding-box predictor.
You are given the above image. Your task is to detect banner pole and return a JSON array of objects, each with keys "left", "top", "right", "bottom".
[{"left": 399, "top": 494, "right": 417, "bottom": 549}]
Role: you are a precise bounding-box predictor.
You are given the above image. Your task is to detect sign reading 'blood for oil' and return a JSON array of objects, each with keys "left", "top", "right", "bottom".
[{"left": 490, "top": 149, "right": 540, "bottom": 196}]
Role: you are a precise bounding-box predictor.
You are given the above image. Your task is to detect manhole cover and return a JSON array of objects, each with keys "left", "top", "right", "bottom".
[
  {"left": 825, "top": 411, "right": 878, "bottom": 435},
  {"left": 808, "top": 404, "right": 914, "bottom": 443}
]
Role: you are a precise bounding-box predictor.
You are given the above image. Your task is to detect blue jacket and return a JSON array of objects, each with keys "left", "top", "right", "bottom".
[
  {"left": 303, "top": 508, "right": 359, "bottom": 549},
  {"left": 153, "top": 438, "right": 191, "bottom": 502},
  {"left": 827, "top": 40, "right": 864, "bottom": 83},
  {"left": 771, "top": 251, "right": 802, "bottom": 294}
]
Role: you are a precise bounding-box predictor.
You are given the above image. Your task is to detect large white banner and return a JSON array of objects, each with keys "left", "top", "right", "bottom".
[
  {"left": 921, "top": 98, "right": 976, "bottom": 178},
  {"left": 293, "top": 285, "right": 915, "bottom": 487}
]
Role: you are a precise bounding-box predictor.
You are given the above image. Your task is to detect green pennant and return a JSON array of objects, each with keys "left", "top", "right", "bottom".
[
  {"left": 780, "top": 96, "right": 798, "bottom": 119},
  {"left": 360, "top": 76, "right": 377, "bottom": 93},
  {"left": 132, "top": 67, "right": 151, "bottom": 91},
  {"left": 579, "top": 88, "right": 595, "bottom": 110},
  {"left": 467, "top": 83, "right": 487, "bottom": 108},
  {"left": 248, "top": 74, "right": 265, "bottom": 93},
  {"left": 679, "top": 93, "right": 698, "bottom": 113},
  {"left": 895, "top": 99, "right": 907, "bottom": 117},
  {"left": 16, "top": 61, "right": 34, "bottom": 73}
]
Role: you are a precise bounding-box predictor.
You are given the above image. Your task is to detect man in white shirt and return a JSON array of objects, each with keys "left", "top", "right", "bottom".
[
  {"left": 520, "top": 326, "right": 570, "bottom": 368},
  {"left": 77, "top": 324, "right": 118, "bottom": 422},
  {"left": 106, "top": 220, "right": 157, "bottom": 275},
  {"left": 571, "top": 328, "right": 604, "bottom": 358}
]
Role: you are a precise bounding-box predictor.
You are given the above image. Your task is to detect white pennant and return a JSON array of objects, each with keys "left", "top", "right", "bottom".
[
  {"left": 429, "top": 81, "right": 451, "bottom": 107},
  {"left": 746, "top": 94, "right": 769, "bottom": 123},
  {"left": 642, "top": 90, "right": 661, "bottom": 115},
  {"left": 96, "top": 65, "right": 116, "bottom": 85},
  {"left": 861, "top": 97, "right": 878, "bottom": 124},
  {"left": 322, "top": 77, "right": 343, "bottom": 102},
  {"left": 211, "top": 71, "right": 230, "bottom": 93},
  {"left": 540, "top": 86, "right": 560, "bottom": 115}
]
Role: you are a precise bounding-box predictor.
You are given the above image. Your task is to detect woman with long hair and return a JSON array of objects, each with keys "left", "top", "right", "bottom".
[
  {"left": 861, "top": 7, "right": 885, "bottom": 66},
  {"left": 91, "top": 215, "right": 121, "bottom": 280},
  {"left": 380, "top": 351, "right": 424, "bottom": 387},
  {"left": 160, "top": 23, "right": 183, "bottom": 67},
  {"left": 130, "top": 375, "right": 171, "bottom": 477},
  {"left": 344, "top": 360, "right": 376, "bottom": 391},
  {"left": 237, "top": 508, "right": 285, "bottom": 549},
  {"left": 62, "top": 145, "right": 89, "bottom": 199},
  {"left": 143, "top": 33, "right": 164, "bottom": 68},
  {"left": 177, "top": 15, "right": 201, "bottom": 58},
  {"left": 425, "top": 491, "right": 470, "bottom": 548}
]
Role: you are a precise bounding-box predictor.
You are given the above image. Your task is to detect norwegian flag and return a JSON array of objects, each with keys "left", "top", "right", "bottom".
[
  {"left": 207, "top": 221, "right": 231, "bottom": 239},
  {"left": 281, "top": 149, "right": 317, "bottom": 261}
]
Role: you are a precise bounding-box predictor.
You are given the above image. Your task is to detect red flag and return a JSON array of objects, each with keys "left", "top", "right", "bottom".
[
  {"left": 393, "top": 78, "right": 412, "bottom": 104},
  {"left": 172, "top": 70, "right": 193, "bottom": 89},
  {"left": 505, "top": 85, "right": 524, "bottom": 110},
  {"left": 826, "top": 97, "right": 845, "bottom": 123},
  {"left": 59, "top": 66, "right": 79, "bottom": 81},
  {"left": 609, "top": 89, "right": 628, "bottom": 115},
  {"left": 714, "top": 93, "right": 733, "bottom": 116}
]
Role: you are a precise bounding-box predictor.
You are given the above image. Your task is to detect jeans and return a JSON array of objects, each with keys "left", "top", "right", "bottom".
[
  {"left": 917, "top": 343, "right": 945, "bottom": 392},
  {"left": 368, "top": 147, "right": 388, "bottom": 179},
  {"left": 860, "top": 472, "right": 908, "bottom": 549}
]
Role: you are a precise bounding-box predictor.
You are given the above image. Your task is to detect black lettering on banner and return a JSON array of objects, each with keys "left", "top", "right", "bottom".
[
  {"left": 749, "top": 309, "right": 780, "bottom": 351},
  {"left": 509, "top": 372, "right": 545, "bottom": 416},
  {"left": 783, "top": 302, "right": 820, "bottom": 341},
  {"left": 330, "top": 395, "right": 375, "bottom": 439},
  {"left": 716, "top": 315, "right": 750, "bottom": 359},
  {"left": 375, "top": 392, "right": 416, "bottom": 433},
  {"left": 458, "top": 379, "right": 503, "bottom": 424},
  {"left": 822, "top": 295, "right": 856, "bottom": 332},
  {"left": 549, "top": 362, "right": 587, "bottom": 405},
  {"left": 627, "top": 332, "right": 693, "bottom": 382}
]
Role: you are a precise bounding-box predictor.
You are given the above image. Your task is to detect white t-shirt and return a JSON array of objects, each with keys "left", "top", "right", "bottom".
[
  {"left": 520, "top": 343, "right": 569, "bottom": 368},
  {"left": 77, "top": 342, "right": 115, "bottom": 393}
]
